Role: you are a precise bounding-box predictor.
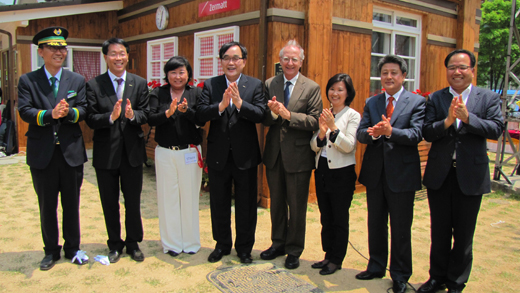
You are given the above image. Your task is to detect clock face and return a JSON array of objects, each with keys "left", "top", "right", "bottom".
[{"left": 156, "top": 5, "right": 169, "bottom": 30}]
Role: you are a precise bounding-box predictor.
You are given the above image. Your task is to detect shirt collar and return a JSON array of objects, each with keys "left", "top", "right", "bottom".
[
  {"left": 225, "top": 74, "right": 242, "bottom": 86},
  {"left": 44, "top": 66, "right": 63, "bottom": 81},
  {"left": 385, "top": 86, "right": 404, "bottom": 102},
  {"left": 449, "top": 84, "right": 472, "bottom": 99},
  {"left": 284, "top": 72, "right": 299, "bottom": 86},
  {"left": 108, "top": 70, "right": 127, "bottom": 83}
]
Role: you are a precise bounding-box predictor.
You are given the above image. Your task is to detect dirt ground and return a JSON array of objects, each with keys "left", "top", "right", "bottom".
[{"left": 0, "top": 152, "right": 518, "bottom": 293}]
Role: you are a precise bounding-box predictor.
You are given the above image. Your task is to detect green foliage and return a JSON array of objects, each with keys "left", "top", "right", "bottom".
[{"left": 478, "top": 0, "right": 520, "bottom": 90}]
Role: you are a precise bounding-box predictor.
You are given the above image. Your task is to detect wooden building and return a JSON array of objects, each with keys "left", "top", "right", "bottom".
[{"left": 0, "top": 0, "right": 482, "bottom": 207}]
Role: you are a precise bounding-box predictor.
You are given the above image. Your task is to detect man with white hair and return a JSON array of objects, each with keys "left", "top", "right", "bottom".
[{"left": 261, "top": 40, "right": 323, "bottom": 269}]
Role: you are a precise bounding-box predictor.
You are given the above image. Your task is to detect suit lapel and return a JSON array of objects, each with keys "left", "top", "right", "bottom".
[
  {"left": 56, "top": 69, "right": 69, "bottom": 103},
  {"left": 36, "top": 67, "right": 57, "bottom": 107},
  {"left": 288, "top": 75, "right": 305, "bottom": 110},
  {"left": 390, "top": 90, "right": 410, "bottom": 125},
  {"left": 123, "top": 73, "right": 135, "bottom": 110},
  {"left": 272, "top": 75, "right": 285, "bottom": 104},
  {"left": 376, "top": 93, "right": 386, "bottom": 121},
  {"left": 101, "top": 72, "right": 118, "bottom": 105},
  {"left": 465, "top": 86, "right": 481, "bottom": 115},
  {"left": 230, "top": 75, "right": 248, "bottom": 118}
]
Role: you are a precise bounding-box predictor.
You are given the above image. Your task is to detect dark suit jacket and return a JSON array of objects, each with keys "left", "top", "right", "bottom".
[
  {"left": 423, "top": 86, "right": 504, "bottom": 195},
  {"left": 18, "top": 66, "right": 87, "bottom": 169},
  {"left": 262, "top": 74, "right": 322, "bottom": 173},
  {"left": 148, "top": 84, "right": 204, "bottom": 147},
  {"left": 357, "top": 90, "right": 426, "bottom": 193},
  {"left": 196, "top": 74, "right": 266, "bottom": 171},
  {"left": 86, "top": 72, "right": 149, "bottom": 169}
]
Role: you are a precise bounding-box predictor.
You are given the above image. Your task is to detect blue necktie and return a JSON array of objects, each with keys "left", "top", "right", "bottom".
[{"left": 284, "top": 81, "right": 292, "bottom": 107}]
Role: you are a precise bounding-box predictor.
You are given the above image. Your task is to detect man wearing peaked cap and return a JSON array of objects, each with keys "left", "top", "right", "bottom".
[{"left": 18, "top": 26, "right": 89, "bottom": 271}]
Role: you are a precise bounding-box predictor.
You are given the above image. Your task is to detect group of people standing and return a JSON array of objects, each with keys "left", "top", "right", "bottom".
[{"left": 18, "top": 26, "right": 503, "bottom": 293}]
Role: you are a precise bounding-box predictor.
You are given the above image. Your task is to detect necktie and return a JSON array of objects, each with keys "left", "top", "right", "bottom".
[
  {"left": 116, "top": 78, "right": 124, "bottom": 100},
  {"left": 386, "top": 96, "right": 394, "bottom": 120},
  {"left": 284, "top": 81, "right": 292, "bottom": 107},
  {"left": 50, "top": 77, "right": 58, "bottom": 98}
]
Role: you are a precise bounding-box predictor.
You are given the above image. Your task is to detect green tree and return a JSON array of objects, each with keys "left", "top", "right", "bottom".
[{"left": 478, "top": 0, "right": 520, "bottom": 90}]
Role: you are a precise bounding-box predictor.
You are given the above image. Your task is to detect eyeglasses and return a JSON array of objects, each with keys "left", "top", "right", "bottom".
[
  {"left": 281, "top": 57, "right": 300, "bottom": 64},
  {"left": 447, "top": 65, "right": 472, "bottom": 71},
  {"left": 45, "top": 46, "right": 68, "bottom": 53},
  {"left": 221, "top": 56, "right": 244, "bottom": 63},
  {"left": 107, "top": 52, "right": 128, "bottom": 58}
]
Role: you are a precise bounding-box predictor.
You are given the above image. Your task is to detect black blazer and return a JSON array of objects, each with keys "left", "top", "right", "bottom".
[
  {"left": 357, "top": 89, "right": 426, "bottom": 193},
  {"left": 196, "top": 74, "right": 266, "bottom": 171},
  {"left": 86, "top": 72, "right": 149, "bottom": 169},
  {"left": 148, "top": 84, "right": 204, "bottom": 146},
  {"left": 422, "top": 86, "right": 504, "bottom": 195},
  {"left": 18, "top": 66, "right": 88, "bottom": 169}
]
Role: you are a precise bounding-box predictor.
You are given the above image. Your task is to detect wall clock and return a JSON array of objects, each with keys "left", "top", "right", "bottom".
[{"left": 156, "top": 5, "right": 169, "bottom": 31}]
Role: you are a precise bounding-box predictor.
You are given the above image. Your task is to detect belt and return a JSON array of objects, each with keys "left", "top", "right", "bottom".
[
  {"left": 452, "top": 161, "right": 457, "bottom": 168},
  {"left": 160, "top": 144, "right": 189, "bottom": 150}
]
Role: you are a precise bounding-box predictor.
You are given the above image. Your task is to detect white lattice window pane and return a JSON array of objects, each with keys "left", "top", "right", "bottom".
[
  {"left": 152, "top": 62, "right": 161, "bottom": 77},
  {"left": 200, "top": 37, "right": 214, "bottom": 57},
  {"left": 395, "top": 35, "right": 416, "bottom": 57},
  {"left": 164, "top": 42, "right": 175, "bottom": 59},
  {"left": 403, "top": 58, "right": 416, "bottom": 79},
  {"left": 218, "top": 33, "right": 234, "bottom": 48},
  {"left": 373, "top": 12, "right": 391, "bottom": 23},
  {"left": 151, "top": 45, "right": 161, "bottom": 61},
  {"left": 372, "top": 32, "right": 391, "bottom": 54},
  {"left": 396, "top": 16, "right": 418, "bottom": 28},
  {"left": 218, "top": 60, "right": 224, "bottom": 75},
  {"left": 200, "top": 58, "right": 214, "bottom": 76},
  {"left": 370, "top": 80, "right": 382, "bottom": 97}
]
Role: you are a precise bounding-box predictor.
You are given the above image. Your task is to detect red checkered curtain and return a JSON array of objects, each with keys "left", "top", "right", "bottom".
[
  {"left": 73, "top": 51, "right": 100, "bottom": 82},
  {"left": 217, "top": 33, "right": 234, "bottom": 75}
]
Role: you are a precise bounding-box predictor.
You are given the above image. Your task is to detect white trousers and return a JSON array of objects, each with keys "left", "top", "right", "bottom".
[{"left": 155, "top": 145, "right": 202, "bottom": 253}]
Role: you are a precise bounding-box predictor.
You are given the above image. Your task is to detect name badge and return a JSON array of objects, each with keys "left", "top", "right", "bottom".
[{"left": 185, "top": 152, "right": 198, "bottom": 165}]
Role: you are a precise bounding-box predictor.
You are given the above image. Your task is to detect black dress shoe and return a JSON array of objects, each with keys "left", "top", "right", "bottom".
[
  {"left": 238, "top": 253, "right": 253, "bottom": 264},
  {"left": 207, "top": 248, "right": 230, "bottom": 263},
  {"left": 311, "top": 259, "right": 329, "bottom": 269},
  {"left": 393, "top": 280, "right": 408, "bottom": 293},
  {"left": 40, "top": 254, "right": 60, "bottom": 271},
  {"left": 418, "top": 279, "right": 446, "bottom": 293},
  {"left": 129, "top": 249, "right": 145, "bottom": 262},
  {"left": 260, "top": 247, "right": 286, "bottom": 260},
  {"left": 319, "top": 263, "right": 341, "bottom": 275},
  {"left": 285, "top": 254, "right": 300, "bottom": 269},
  {"left": 355, "top": 270, "right": 385, "bottom": 280},
  {"left": 167, "top": 250, "right": 179, "bottom": 257},
  {"left": 447, "top": 289, "right": 462, "bottom": 293},
  {"left": 108, "top": 250, "right": 121, "bottom": 263}
]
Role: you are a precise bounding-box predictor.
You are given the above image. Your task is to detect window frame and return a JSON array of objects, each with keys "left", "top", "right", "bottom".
[
  {"left": 146, "top": 36, "right": 179, "bottom": 83},
  {"left": 193, "top": 26, "right": 240, "bottom": 82},
  {"left": 371, "top": 8, "right": 422, "bottom": 95}
]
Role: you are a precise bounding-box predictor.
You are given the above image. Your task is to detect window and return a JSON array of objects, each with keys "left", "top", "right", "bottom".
[
  {"left": 194, "top": 26, "right": 239, "bottom": 83},
  {"left": 31, "top": 45, "right": 106, "bottom": 82},
  {"left": 370, "top": 9, "right": 421, "bottom": 97},
  {"left": 147, "top": 37, "right": 178, "bottom": 84}
]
